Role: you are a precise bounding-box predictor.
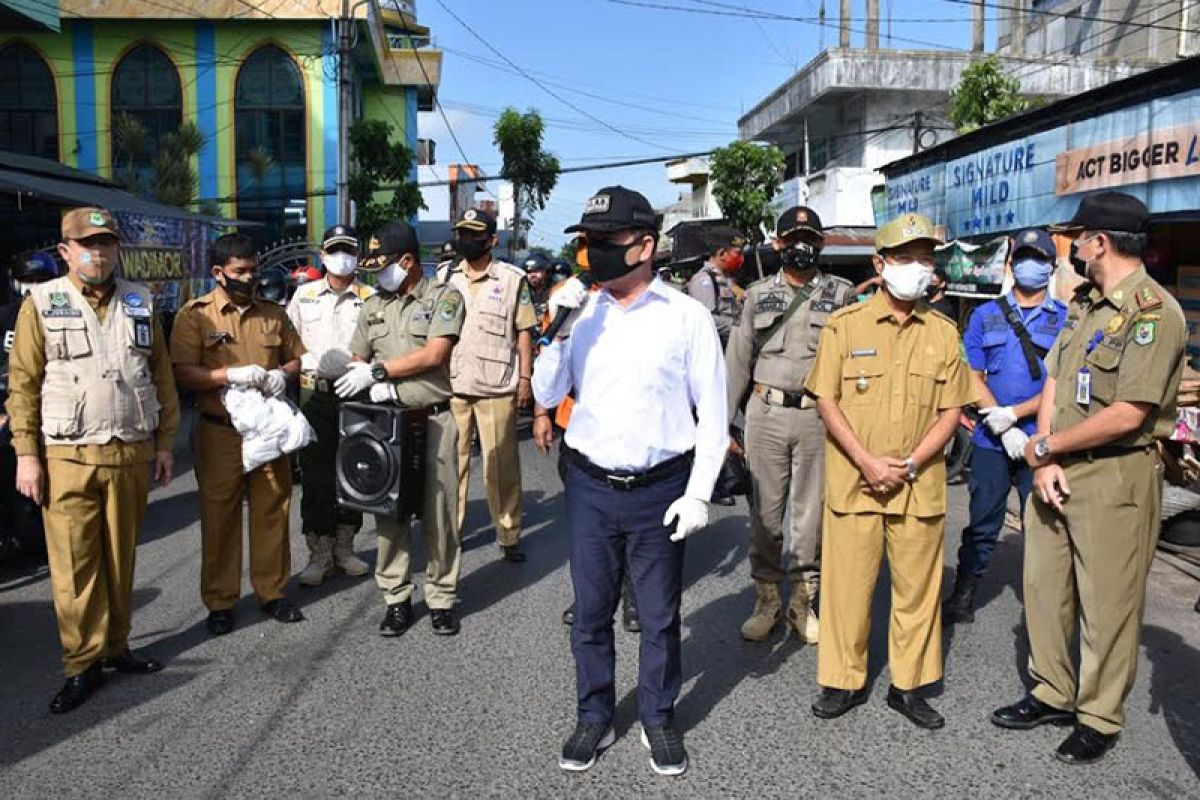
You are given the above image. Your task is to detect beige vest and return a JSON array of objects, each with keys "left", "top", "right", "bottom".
[
  {"left": 439, "top": 259, "right": 523, "bottom": 397},
  {"left": 31, "top": 276, "right": 160, "bottom": 446}
]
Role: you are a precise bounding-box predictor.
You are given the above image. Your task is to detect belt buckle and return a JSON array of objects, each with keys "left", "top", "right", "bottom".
[{"left": 605, "top": 473, "right": 637, "bottom": 491}]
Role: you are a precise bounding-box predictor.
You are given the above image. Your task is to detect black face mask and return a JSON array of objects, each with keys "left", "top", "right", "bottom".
[
  {"left": 219, "top": 271, "right": 257, "bottom": 304},
  {"left": 456, "top": 237, "right": 491, "bottom": 262},
  {"left": 1069, "top": 240, "right": 1088, "bottom": 277},
  {"left": 587, "top": 238, "right": 643, "bottom": 283},
  {"left": 780, "top": 241, "right": 819, "bottom": 271}
]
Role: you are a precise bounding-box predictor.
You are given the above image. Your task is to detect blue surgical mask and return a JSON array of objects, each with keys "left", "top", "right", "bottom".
[{"left": 1012, "top": 257, "right": 1052, "bottom": 290}]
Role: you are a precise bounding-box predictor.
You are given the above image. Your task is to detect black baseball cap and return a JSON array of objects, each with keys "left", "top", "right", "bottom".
[
  {"left": 454, "top": 207, "right": 497, "bottom": 235},
  {"left": 705, "top": 225, "right": 747, "bottom": 253},
  {"left": 564, "top": 186, "right": 657, "bottom": 234},
  {"left": 1012, "top": 228, "right": 1056, "bottom": 259},
  {"left": 322, "top": 224, "right": 358, "bottom": 251},
  {"left": 776, "top": 206, "right": 824, "bottom": 238},
  {"left": 361, "top": 221, "right": 419, "bottom": 270},
  {"left": 1063, "top": 191, "right": 1149, "bottom": 234}
]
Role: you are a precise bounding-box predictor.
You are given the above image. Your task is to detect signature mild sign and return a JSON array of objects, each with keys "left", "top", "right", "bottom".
[{"left": 1055, "top": 125, "right": 1200, "bottom": 195}]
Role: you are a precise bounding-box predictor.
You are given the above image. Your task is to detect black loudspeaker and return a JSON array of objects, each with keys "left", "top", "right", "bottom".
[{"left": 337, "top": 402, "right": 429, "bottom": 519}]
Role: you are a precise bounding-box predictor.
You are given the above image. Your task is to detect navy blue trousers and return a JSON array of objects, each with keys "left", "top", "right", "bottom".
[
  {"left": 565, "top": 460, "right": 687, "bottom": 728},
  {"left": 957, "top": 446, "right": 1032, "bottom": 577}
]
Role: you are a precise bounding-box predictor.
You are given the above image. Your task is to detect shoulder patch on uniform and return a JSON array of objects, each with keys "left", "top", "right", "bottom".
[
  {"left": 1135, "top": 286, "right": 1163, "bottom": 311},
  {"left": 437, "top": 290, "right": 463, "bottom": 320},
  {"left": 518, "top": 283, "right": 533, "bottom": 306},
  {"left": 1133, "top": 319, "right": 1157, "bottom": 345}
]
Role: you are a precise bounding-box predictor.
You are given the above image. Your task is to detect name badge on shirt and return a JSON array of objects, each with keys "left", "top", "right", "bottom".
[
  {"left": 1076, "top": 367, "right": 1091, "bottom": 406},
  {"left": 123, "top": 305, "right": 152, "bottom": 318},
  {"left": 134, "top": 317, "right": 152, "bottom": 348}
]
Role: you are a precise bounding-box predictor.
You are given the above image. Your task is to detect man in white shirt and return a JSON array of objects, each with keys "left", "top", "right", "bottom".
[
  {"left": 534, "top": 187, "right": 727, "bottom": 778},
  {"left": 286, "top": 225, "right": 375, "bottom": 586}
]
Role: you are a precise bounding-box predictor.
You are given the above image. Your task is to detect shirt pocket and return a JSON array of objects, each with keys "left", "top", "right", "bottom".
[
  {"left": 981, "top": 330, "right": 1009, "bottom": 375},
  {"left": 476, "top": 308, "right": 510, "bottom": 340},
  {"left": 808, "top": 312, "right": 830, "bottom": 352},
  {"left": 752, "top": 310, "right": 786, "bottom": 354},
  {"left": 1084, "top": 343, "right": 1121, "bottom": 405},
  {"left": 41, "top": 389, "right": 83, "bottom": 437},
  {"left": 840, "top": 360, "right": 885, "bottom": 406},
  {"left": 908, "top": 359, "right": 948, "bottom": 409},
  {"left": 43, "top": 317, "right": 91, "bottom": 361}
]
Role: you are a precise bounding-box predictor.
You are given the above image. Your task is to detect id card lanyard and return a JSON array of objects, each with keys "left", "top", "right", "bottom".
[{"left": 1077, "top": 331, "right": 1103, "bottom": 406}]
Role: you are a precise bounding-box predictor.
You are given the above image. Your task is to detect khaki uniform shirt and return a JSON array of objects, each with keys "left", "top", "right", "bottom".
[
  {"left": 804, "top": 290, "right": 976, "bottom": 517},
  {"left": 1045, "top": 267, "right": 1186, "bottom": 445},
  {"left": 169, "top": 287, "right": 305, "bottom": 420},
  {"left": 348, "top": 277, "right": 465, "bottom": 407},
  {"left": 7, "top": 274, "right": 179, "bottom": 465},
  {"left": 286, "top": 277, "right": 374, "bottom": 378},
  {"left": 726, "top": 270, "right": 857, "bottom": 422},
  {"left": 687, "top": 262, "right": 742, "bottom": 345},
  {"left": 437, "top": 258, "right": 537, "bottom": 397}
]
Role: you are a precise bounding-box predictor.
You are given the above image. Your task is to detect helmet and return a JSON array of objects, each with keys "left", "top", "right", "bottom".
[
  {"left": 550, "top": 258, "right": 573, "bottom": 282},
  {"left": 521, "top": 252, "right": 551, "bottom": 274},
  {"left": 11, "top": 250, "right": 60, "bottom": 298},
  {"left": 291, "top": 265, "right": 322, "bottom": 286},
  {"left": 257, "top": 265, "right": 291, "bottom": 305}
]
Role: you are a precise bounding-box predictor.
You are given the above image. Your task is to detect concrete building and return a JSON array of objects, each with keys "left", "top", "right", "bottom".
[
  {"left": 0, "top": 0, "right": 442, "bottom": 244},
  {"left": 997, "top": 1, "right": 1198, "bottom": 62},
  {"left": 737, "top": 1, "right": 1179, "bottom": 237},
  {"left": 416, "top": 163, "right": 514, "bottom": 260}
]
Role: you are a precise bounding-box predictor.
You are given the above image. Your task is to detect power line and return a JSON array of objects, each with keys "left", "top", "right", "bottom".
[
  {"left": 431, "top": 0, "right": 667, "bottom": 151},
  {"left": 936, "top": 0, "right": 1192, "bottom": 36}
]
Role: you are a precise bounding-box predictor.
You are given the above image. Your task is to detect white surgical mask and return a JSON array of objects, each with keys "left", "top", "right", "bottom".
[
  {"left": 324, "top": 251, "right": 357, "bottom": 277},
  {"left": 881, "top": 261, "right": 932, "bottom": 302},
  {"left": 377, "top": 260, "right": 408, "bottom": 293}
]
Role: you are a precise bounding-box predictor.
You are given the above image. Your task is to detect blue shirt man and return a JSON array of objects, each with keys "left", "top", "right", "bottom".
[{"left": 944, "top": 228, "right": 1067, "bottom": 624}]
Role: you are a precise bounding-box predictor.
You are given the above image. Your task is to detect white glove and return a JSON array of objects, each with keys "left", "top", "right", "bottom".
[
  {"left": 227, "top": 364, "right": 267, "bottom": 387},
  {"left": 981, "top": 406, "right": 1018, "bottom": 435},
  {"left": 663, "top": 496, "right": 709, "bottom": 543},
  {"left": 547, "top": 277, "right": 589, "bottom": 338},
  {"left": 261, "top": 369, "right": 288, "bottom": 398},
  {"left": 1001, "top": 427, "right": 1030, "bottom": 461},
  {"left": 334, "top": 362, "right": 378, "bottom": 398},
  {"left": 369, "top": 382, "right": 398, "bottom": 403}
]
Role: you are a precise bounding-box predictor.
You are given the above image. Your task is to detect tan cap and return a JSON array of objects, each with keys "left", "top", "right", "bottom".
[
  {"left": 62, "top": 207, "right": 119, "bottom": 240},
  {"left": 876, "top": 213, "right": 942, "bottom": 250}
]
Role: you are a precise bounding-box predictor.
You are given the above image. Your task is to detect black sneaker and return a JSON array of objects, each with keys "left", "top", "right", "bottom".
[
  {"left": 379, "top": 600, "right": 413, "bottom": 637},
  {"left": 640, "top": 723, "right": 688, "bottom": 776},
  {"left": 500, "top": 544, "right": 526, "bottom": 563},
  {"left": 558, "top": 721, "right": 615, "bottom": 772},
  {"left": 430, "top": 608, "right": 460, "bottom": 636}
]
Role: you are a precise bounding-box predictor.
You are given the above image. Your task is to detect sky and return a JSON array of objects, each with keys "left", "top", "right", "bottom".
[{"left": 415, "top": 0, "right": 1001, "bottom": 252}]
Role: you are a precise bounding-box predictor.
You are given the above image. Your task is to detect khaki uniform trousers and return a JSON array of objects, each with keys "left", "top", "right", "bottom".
[
  {"left": 450, "top": 394, "right": 522, "bottom": 546},
  {"left": 43, "top": 459, "right": 150, "bottom": 676},
  {"left": 1023, "top": 447, "right": 1162, "bottom": 735},
  {"left": 196, "top": 419, "right": 292, "bottom": 610},
  {"left": 375, "top": 409, "right": 461, "bottom": 609},
  {"left": 745, "top": 394, "right": 825, "bottom": 584},
  {"left": 817, "top": 508, "right": 944, "bottom": 691}
]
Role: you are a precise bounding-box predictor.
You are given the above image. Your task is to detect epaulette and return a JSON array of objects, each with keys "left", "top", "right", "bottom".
[
  {"left": 1135, "top": 285, "right": 1163, "bottom": 311},
  {"left": 496, "top": 260, "right": 525, "bottom": 278},
  {"left": 924, "top": 306, "right": 957, "bottom": 327},
  {"left": 744, "top": 274, "right": 776, "bottom": 293},
  {"left": 828, "top": 300, "right": 865, "bottom": 322},
  {"left": 181, "top": 295, "right": 211, "bottom": 309}
]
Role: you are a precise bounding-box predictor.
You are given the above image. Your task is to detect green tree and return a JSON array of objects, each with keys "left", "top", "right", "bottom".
[
  {"left": 348, "top": 118, "right": 424, "bottom": 234},
  {"left": 558, "top": 238, "right": 579, "bottom": 264},
  {"left": 948, "top": 56, "right": 1029, "bottom": 133},
  {"left": 152, "top": 121, "right": 204, "bottom": 208},
  {"left": 709, "top": 141, "right": 785, "bottom": 277},
  {"left": 493, "top": 108, "right": 560, "bottom": 258}
]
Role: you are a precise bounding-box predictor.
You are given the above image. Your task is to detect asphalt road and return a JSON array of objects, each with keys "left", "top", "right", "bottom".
[{"left": 2, "top": 425, "right": 1199, "bottom": 799}]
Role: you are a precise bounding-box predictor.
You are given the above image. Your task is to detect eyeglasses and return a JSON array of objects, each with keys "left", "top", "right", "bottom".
[{"left": 885, "top": 254, "right": 937, "bottom": 269}]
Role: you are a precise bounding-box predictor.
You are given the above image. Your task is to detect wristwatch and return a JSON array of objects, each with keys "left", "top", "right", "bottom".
[
  {"left": 904, "top": 456, "right": 919, "bottom": 483},
  {"left": 370, "top": 362, "right": 388, "bottom": 382},
  {"left": 1033, "top": 436, "right": 1053, "bottom": 460}
]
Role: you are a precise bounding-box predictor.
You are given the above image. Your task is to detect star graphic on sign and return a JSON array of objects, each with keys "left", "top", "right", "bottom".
[
  {"left": 973, "top": 216, "right": 982, "bottom": 230},
  {"left": 1006, "top": 210, "right": 1016, "bottom": 225}
]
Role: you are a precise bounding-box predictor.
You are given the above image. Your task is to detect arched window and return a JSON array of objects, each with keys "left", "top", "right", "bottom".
[
  {"left": 111, "top": 44, "right": 182, "bottom": 188},
  {"left": 235, "top": 45, "right": 306, "bottom": 241},
  {"left": 0, "top": 43, "right": 58, "bottom": 159}
]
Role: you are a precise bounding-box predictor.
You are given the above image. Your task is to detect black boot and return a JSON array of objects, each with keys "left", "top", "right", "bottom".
[
  {"left": 942, "top": 571, "right": 978, "bottom": 624},
  {"left": 621, "top": 571, "right": 640, "bottom": 634}
]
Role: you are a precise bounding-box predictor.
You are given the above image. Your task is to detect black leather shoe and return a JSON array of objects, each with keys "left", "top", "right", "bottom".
[
  {"left": 379, "top": 600, "right": 413, "bottom": 637},
  {"left": 942, "top": 571, "right": 978, "bottom": 624},
  {"left": 886, "top": 685, "right": 945, "bottom": 729},
  {"left": 102, "top": 649, "right": 163, "bottom": 674},
  {"left": 990, "top": 694, "right": 1075, "bottom": 730},
  {"left": 431, "top": 608, "right": 460, "bottom": 636},
  {"left": 262, "top": 597, "right": 304, "bottom": 623},
  {"left": 206, "top": 610, "right": 235, "bottom": 637},
  {"left": 811, "top": 687, "right": 868, "bottom": 719},
  {"left": 1055, "top": 724, "right": 1118, "bottom": 765},
  {"left": 49, "top": 664, "right": 103, "bottom": 714},
  {"left": 562, "top": 603, "right": 575, "bottom": 626},
  {"left": 500, "top": 544, "right": 526, "bottom": 563}
]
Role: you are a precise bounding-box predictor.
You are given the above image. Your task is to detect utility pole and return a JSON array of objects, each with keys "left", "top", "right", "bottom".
[
  {"left": 336, "top": 0, "right": 353, "bottom": 225},
  {"left": 912, "top": 110, "right": 922, "bottom": 155}
]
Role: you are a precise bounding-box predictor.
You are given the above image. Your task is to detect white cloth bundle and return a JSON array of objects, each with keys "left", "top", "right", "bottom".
[{"left": 223, "top": 386, "right": 315, "bottom": 472}]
